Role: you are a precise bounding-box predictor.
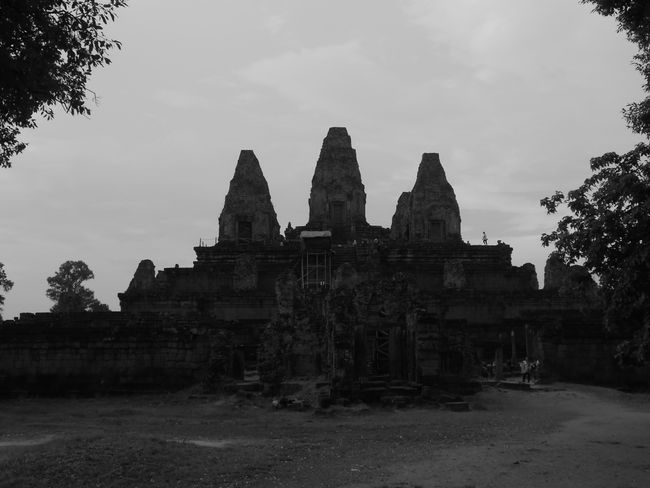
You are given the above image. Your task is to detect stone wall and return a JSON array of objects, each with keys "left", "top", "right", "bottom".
[
  {"left": 536, "top": 312, "right": 650, "bottom": 386},
  {"left": 0, "top": 312, "right": 248, "bottom": 396},
  {"left": 120, "top": 246, "right": 296, "bottom": 316}
]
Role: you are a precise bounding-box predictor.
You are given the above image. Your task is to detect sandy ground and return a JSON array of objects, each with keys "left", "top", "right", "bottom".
[{"left": 0, "top": 383, "right": 649, "bottom": 487}]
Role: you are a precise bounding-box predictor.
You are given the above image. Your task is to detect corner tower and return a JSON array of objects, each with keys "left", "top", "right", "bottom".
[
  {"left": 218, "top": 150, "right": 280, "bottom": 243},
  {"left": 306, "top": 127, "right": 367, "bottom": 241}
]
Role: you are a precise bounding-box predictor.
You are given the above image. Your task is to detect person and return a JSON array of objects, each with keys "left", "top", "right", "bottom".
[
  {"left": 520, "top": 357, "right": 530, "bottom": 383},
  {"left": 487, "top": 361, "right": 494, "bottom": 378},
  {"left": 482, "top": 232, "right": 488, "bottom": 245},
  {"left": 530, "top": 359, "right": 540, "bottom": 383}
]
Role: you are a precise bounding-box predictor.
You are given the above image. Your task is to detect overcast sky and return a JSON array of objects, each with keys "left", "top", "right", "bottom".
[{"left": 0, "top": 0, "right": 644, "bottom": 319}]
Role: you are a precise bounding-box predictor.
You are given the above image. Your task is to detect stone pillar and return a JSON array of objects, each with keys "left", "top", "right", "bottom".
[
  {"left": 524, "top": 323, "right": 530, "bottom": 359},
  {"left": 495, "top": 348, "right": 503, "bottom": 381},
  {"left": 389, "top": 326, "right": 403, "bottom": 379}
]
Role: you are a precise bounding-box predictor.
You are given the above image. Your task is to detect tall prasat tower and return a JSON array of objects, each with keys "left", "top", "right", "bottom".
[
  {"left": 305, "top": 127, "right": 369, "bottom": 243},
  {"left": 390, "top": 153, "right": 462, "bottom": 243},
  {"left": 218, "top": 150, "right": 281, "bottom": 243}
]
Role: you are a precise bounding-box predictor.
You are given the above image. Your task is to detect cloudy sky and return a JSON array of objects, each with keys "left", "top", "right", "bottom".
[{"left": 0, "top": 0, "right": 644, "bottom": 318}]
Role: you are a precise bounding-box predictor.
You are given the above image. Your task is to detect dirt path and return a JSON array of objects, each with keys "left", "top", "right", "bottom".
[
  {"left": 348, "top": 385, "right": 650, "bottom": 488},
  {"left": 0, "top": 383, "right": 648, "bottom": 487}
]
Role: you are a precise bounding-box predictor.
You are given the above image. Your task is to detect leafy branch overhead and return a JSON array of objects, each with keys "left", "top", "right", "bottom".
[
  {"left": 0, "top": 0, "right": 127, "bottom": 167},
  {"left": 541, "top": 1, "right": 650, "bottom": 363}
]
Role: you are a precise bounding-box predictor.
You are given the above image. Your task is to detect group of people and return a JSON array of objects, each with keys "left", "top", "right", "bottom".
[
  {"left": 480, "top": 357, "right": 541, "bottom": 383},
  {"left": 519, "top": 357, "right": 540, "bottom": 383}
]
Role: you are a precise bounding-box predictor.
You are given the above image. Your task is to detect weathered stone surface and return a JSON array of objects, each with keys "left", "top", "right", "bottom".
[
  {"left": 333, "top": 262, "right": 358, "bottom": 290},
  {"left": 444, "top": 259, "right": 466, "bottom": 289},
  {"left": 519, "top": 263, "right": 539, "bottom": 290},
  {"left": 126, "top": 259, "right": 156, "bottom": 292},
  {"left": 275, "top": 269, "right": 297, "bottom": 316},
  {"left": 389, "top": 192, "right": 411, "bottom": 240},
  {"left": 0, "top": 313, "right": 224, "bottom": 395},
  {"left": 307, "top": 127, "right": 367, "bottom": 234},
  {"left": 390, "top": 153, "right": 461, "bottom": 242},
  {"left": 233, "top": 254, "right": 258, "bottom": 291},
  {"left": 544, "top": 253, "right": 597, "bottom": 297},
  {"left": 218, "top": 150, "right": 280, "bottom": 243}
]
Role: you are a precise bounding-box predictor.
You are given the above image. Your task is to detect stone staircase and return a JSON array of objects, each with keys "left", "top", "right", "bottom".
[
  {"left": 331, "top": 246, "right": 357, "bottom": 267},
  {"left": 235, "top": 367, "right": 262, "bottom": 392},
  {"left": 358, "top": 375, "right": 422, "bottom": 405}
]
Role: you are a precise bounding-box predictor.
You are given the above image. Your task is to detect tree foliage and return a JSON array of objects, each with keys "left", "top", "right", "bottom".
[
  {"left": 541, "top": 148, "right": 650, "bottom": 361},
  {"left": 46, "top": 260, "right": 109, "bottom": 313},
  {"left": 542, "top": 1, "right": 650, "bottom": 363},
  {"left": 584, "top": 0, "right": 650, "bottom": 134},
  {"left": 0, "top": 262, "right": 14, "bottom": 320},
  {"left": 0, "top": 0, "right": 127, "bottom": 168}
]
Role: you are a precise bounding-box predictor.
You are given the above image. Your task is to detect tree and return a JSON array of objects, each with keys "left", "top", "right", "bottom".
[
  {"left": 1, "top": 0, "right": 127, "bottom": 168},
  {"left": 46, "top": 260, "right": 109, "bottom": 313},
  {"left": 583, "top": 1, "right": 650, "bottom": 135},
  {"left": 541, "top": 148, "right": 650, "bottom": 362},
  {"left": 541, "top": 1, "right": 650, "bottom": 363},
  {"left": 0, "top": 262, "right": 14, "bottom": 320}
]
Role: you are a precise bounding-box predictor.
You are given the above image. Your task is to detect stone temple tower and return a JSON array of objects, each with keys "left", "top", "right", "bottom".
[
  {"left": 390, "top": 153, "right": 461, "bottom": 242},
  {"left": 218, "top": 150, "right": 280, "bottom": 243},
  {"left": 306, "top": 127, "right": 367, "bottom": 242}
]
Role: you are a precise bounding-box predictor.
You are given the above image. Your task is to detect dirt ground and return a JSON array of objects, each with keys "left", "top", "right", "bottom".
[{"left": 0, "top": 382, "right": 649, "bottom": 488}]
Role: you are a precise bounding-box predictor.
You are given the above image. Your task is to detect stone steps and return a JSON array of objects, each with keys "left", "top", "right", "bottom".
[
  {"left": 235, "top": 381, "right": 262, "bottom": 392},
  {"left": 331, "top": 247, "right": 357, "bottom": 267},
  {"left": 243, "top": 368, "right": 259, "bottom": 382},
  {"left": 358, "top": 377, "right": 421, "bottom": 404},
  {"left": 443, "top": 401, "right": 470, "bottom": 412}
]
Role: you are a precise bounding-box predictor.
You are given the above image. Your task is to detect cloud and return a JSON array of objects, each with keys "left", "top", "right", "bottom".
[
  {"left": 239, "top": 41, "right": 382, "bottom": 114},
  {"left": 401, "top": 0, "right": 632, "bottom": 89},
  {"left": 152, "top": 89, "right": 213, "bottom": 110},
  {"left": 264, "top": 14, "right": 287, "bottom": 35}
]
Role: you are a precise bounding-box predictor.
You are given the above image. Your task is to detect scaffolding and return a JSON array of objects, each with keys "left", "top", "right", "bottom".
[{"left": 299, "top": 231, "right": 332, "bottom": 289}]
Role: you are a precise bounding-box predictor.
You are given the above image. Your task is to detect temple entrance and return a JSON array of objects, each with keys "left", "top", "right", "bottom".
[
  {"left": 331, "top": 201, "right": 346, "bottom": 224},
  {"left": 428, "top": 220, "right": 444, "bottom": 242},
  {"left": 372, "top": 329, "right": 390, "bottom": 375},
  {"left": 231, "top": 350, "right": 245, "bottom": 380},
  {"left": 369, "top": 326, "right": 409, "bottom": 379},
  {"left": 439, "top": 350, "right": 463, "bottom": 375},
  {"left": 237, "top": 221, "right": 252, "bottom": 242}
]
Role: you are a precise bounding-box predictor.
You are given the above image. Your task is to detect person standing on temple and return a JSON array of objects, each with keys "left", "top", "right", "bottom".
[{"left": 482, "top": 232, "right": 488, "bottom": 245}]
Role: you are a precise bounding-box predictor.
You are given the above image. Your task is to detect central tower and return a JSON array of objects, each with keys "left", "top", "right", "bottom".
[{"left": 306, "top": 127, "right": 367, "bottom": 242}]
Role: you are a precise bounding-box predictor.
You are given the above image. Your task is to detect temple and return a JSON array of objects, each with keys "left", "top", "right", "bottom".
[
  {"left": 4, "top": 127, "right": 637, "bottom": 398},
  {"left": 116, "top": 127, "right": 598, "bottom": 392}
]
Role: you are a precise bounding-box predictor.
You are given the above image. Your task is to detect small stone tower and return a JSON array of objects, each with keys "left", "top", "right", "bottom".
[
  {"left": 390, "top": 153, "right": 461, "bottom": 242},
  {"left": 218, "top": 150, "right": 280, "bottom": 243},
  {"left": 306, "top": 127, "right": 367, "bottom": 241}
]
